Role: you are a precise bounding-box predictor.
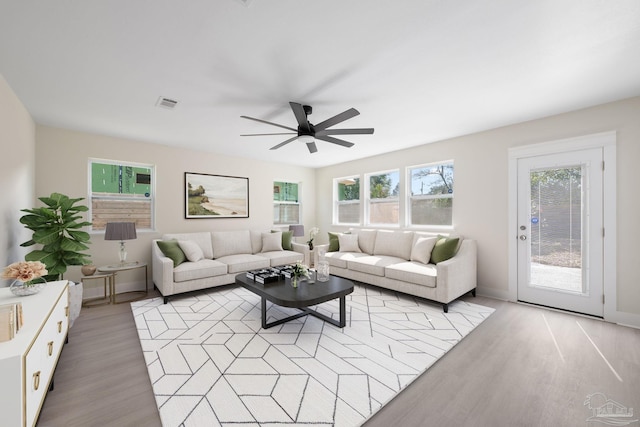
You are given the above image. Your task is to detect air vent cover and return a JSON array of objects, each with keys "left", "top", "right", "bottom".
[{"left": 156, "top": 97, "right": 178, "bottom": 110}]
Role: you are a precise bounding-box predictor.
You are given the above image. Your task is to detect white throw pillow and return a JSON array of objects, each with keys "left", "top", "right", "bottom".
[
  {"left": 338, "top": 233, "right": 361, "bottom": 252},
  {"left": 261, "top": 232, "right": 283, "bottom": 252},
  {"left": 410, "top": 236, "right": 438, "bottom": 264},
  {"left": 178, "top": 240, "right": 205, "bottom": 262}
]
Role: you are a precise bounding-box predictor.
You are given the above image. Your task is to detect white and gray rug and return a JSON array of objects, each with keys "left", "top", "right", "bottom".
[{"left": 132, "top": 283, "right": 494, "bottom": 427}]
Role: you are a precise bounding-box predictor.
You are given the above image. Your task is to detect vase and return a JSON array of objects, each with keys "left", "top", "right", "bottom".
[
  {"left": 81, "top": 265, "right": 97, "bottom": 276},
  {"left": 317, "top": 260, "right": 330, "bottom": 282},
  {"left": 292, "top": 276, "right": 299, "bottom": 288},
  {"left": 308, "top": 242, "right": 314, "bottom": 250},
  {"left": 10, "top": 279, "right": 46, "bottom": 296}
]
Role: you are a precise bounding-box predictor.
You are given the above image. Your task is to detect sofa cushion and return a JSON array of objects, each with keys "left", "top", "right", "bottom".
[
  {"left": 430, "top": 236, "right": 461, "bottom": 264},
  {"left": 250, "top": 230, "right": 263, "bottom": 253},
  {"left": 163, "top": 232, "right": 213, "bottom": 259},
  {"left": 260, "top": 250, "right": 304, "bottom": 267},
  {"left": 328, "top": 232, "right": 341, "bottom": 252},
  {"left": 385, "top": 262, "right": 437, "bottom": 288},
  {"left": 272, "top": 230, "right": 293, "bottom": 250},
  {"left": 262, "top": 232, "right": 283, "bottom": 252},
  {"left": 157, "top": 240, "right": 186, "bottom": 267},
  {"left": 215, "top": 254, "right": 270, "bottom": 274},
  {"left": 338, "top": 233, "right": 361, "bottom": 252},
  {"left": 373, "top": 230, "right": 413, "bottom": 260},
  {"left": 347, "top": 255, "right": 405, "bottom": 277},
  {"left": 178, "top": 240, "right": 205, "bottom": 262},
  {"left": 351, "top": 229, "right": 377, "bottom": 254},
  {"left": 410, "top": 235, "right": 438, "bottom": 265},
  {"left": 173, "top": 259, "right": 228, "bottom": 282},
  {"left": 324, "top": 252, "right": 368, "bottom": 269},
  {"left": 212, "top": 230, "right": 253, "bottom": 258}
]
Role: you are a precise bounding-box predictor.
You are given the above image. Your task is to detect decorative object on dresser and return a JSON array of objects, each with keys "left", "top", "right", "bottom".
[
  {"left": 19, "top": 192, "right": 92, "bottom": 281},
  {"left": 0, "top": 280, "right": 70, "bottom": 427},
  {"left": 2, "top": 260, "right": 48, "bottom": 296},
  {"left": 104, "top": 222, "right": 137, "bottom": 264}
]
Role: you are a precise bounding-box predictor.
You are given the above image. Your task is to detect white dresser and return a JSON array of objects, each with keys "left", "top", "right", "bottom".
[{"left": 0, "top": 281, "right": 69, "bottom": 427}]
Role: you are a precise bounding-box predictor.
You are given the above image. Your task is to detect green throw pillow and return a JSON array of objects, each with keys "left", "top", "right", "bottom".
[
  {"left": 157, "top": 239, "right": 186, "bottom": 267},
  {"left": 272, "top": 230, "right": 293, "bottom": 250},
  {"left": 328, "top": 232, "right": 340, "bottom": 252},
  {"left": 430, "top": 236, "right": 460, "bottom": 264}
]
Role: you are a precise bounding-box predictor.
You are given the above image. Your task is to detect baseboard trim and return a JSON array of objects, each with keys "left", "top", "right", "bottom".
[{"left": 477, "top": 286, "right": 510, "bottom": 301}]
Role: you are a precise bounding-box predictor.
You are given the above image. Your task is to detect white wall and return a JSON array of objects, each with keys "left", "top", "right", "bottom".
[
  {"left": 316, "top": 96, "right": 640, "bottom": 318},
  {"left": 35, "top": 125, "right": 316, "bottom": 287},
  {"left": 0, "top": 75, "right": 36, "bottom": 286}
]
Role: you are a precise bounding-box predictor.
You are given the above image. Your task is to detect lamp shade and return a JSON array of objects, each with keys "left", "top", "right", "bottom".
[
  {"left": 104, "top": 222, "right": 137, "bottom": 241},
  {"left": 289, "top": 224, "right": 305, "bottom": 237}
]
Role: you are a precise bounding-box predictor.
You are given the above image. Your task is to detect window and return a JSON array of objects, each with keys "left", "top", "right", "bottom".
[
  {"left": 366, "top": 170, "right": 400, "bottom": 226},
  {"left": 334, "top": 176, "right": 360, "bottom": 225},
  {"left": 408, "top": 162, "right": 454, "bottom": 227},
  {"left": 89, "top": 159, "right": 154, "bottom": 231},
  {"left": 273, "top": 181, "right": 300, "bottom": 224}
]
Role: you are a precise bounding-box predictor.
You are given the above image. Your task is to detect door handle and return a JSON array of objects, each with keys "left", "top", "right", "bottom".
[{"left": 519, "top": 235, "right": 527, "bottom": 241}]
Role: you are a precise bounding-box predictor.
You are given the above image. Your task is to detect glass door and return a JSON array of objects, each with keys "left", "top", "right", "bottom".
[{"left": 517, "top": 149, "right": 603, "bottom": 316}]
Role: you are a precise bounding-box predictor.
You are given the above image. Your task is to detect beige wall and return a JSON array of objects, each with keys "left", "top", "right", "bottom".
[
  {"left": 0, "top": 75, "right": 36, "bottom": 286},
  {"left": 35, "top": 125, "right": 316, "bottom": 286},
  {"left": 316, "top": 96, "right": 640, "bottom": 317}
]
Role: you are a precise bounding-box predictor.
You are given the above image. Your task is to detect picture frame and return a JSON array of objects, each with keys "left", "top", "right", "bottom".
[{"left": 185, "top": 172, "right": 249, "bottom": 218}]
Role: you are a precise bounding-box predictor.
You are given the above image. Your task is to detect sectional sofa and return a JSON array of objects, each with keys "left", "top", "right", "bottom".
[
  {"left": 315, "top": 229, "right": 477, "bottom": 312},
  {"left": 151, "top": 230, "right": 305, "bottom": 303}
]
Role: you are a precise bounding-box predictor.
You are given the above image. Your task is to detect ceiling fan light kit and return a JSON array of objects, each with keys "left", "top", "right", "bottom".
[{"left": 241, "top": 102, "right": 374, "bottom": 153}]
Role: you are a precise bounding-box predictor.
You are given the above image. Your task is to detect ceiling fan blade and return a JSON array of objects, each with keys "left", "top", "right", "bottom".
[
  {"left": 316, "top": 128, "right": 374, "bottom": 136},
  {"left": 316, "top": 135, "right": 355, "bottom": 148},
  {"left": 240, "top": 115, "right": 297, "bottom": 132},
  {"left": 306, "top": 141, "right": 318, "bottom": 153},
  {"left": 270, "top": 136, "right": 299, "bottom": 150},
  {"left": 241, "top": 132, "right": 296, "bottom": 136},
  {"left": 314, "top": 108, "right": 360, "bottom": 131},
  {"left": 289, "top": 102, "right": 310, "bottom": 133}
]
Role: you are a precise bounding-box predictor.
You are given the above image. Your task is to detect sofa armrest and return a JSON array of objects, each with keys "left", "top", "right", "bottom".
[
  {"left": 291, "top": 242, "right": 311, "bottom": 265},
  {"left": 436, "top": 239, "right": 477, "bottom": 303},
  {"left": 151, "top": 240, "right": 176, "bottom": 297}
]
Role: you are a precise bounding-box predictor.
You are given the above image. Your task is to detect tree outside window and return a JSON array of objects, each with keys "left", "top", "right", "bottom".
[
  {"left": 335, "top": 176, "right": 360, "bottom": 225},
  {"left": 408, "top": 162, "right": 453, "bottom": 226}
]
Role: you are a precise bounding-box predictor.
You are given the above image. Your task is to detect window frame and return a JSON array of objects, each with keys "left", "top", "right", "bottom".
[
  {"left": 88, "top": 158, "right": 156, "bottom": 232},
  {"left": 273, "top": 180, "right": 301, "bottom": 225},
  {"left": 365, "top": 168, "right": 400, "bottom": 227},
  {"left": 333, "top": 175, "right": 361, "bottom": 226},
  {"left": 406, "top": 160, "right": 454, "bottom": 229}
]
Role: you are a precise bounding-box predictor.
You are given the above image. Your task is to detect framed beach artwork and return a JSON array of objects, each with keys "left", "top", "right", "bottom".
[{"left": 185, "top": 172, "right": 249, "bottom": 218}]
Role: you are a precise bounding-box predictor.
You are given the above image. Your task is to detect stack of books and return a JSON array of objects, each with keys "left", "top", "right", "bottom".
[{"left": 0, "top": 302, "right": 24, "bottom": 343}]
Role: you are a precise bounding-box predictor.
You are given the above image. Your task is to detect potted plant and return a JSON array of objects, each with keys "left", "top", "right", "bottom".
[{"left": 19, "top": 192, "right": 92, "bottom": 281}]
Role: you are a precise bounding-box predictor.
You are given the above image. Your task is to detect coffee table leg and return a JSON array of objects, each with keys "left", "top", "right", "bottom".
[
  {"left": 261, "top": 297, "right": 267, "bottom": 329},
  {"left": 339, "top": 296, "right": 346, "bottom": 327}
]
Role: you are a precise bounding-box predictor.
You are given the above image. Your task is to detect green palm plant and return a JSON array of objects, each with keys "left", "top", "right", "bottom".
[{"left": 19, "top": 192, "right": 92, "bottom": 281}]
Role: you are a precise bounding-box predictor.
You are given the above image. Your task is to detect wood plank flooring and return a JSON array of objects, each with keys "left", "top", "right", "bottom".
[{"left": 38, "top": 291, "right": 640, "bottom": 427}]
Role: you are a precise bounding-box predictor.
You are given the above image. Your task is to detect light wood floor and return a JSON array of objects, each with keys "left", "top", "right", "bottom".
[{"left": 38, "top": 290, "right": 640, "bottom": 427}]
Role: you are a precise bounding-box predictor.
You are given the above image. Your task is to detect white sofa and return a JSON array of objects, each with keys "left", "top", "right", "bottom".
[
  {"left": 315, "top": 229, "right": 477, "bottom": 312},
  {"left": 152, "top": 230, "right": 305, "bottom": 303}
]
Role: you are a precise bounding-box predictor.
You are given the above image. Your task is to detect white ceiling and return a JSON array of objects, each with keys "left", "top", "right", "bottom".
[{"left": 1, "top": 0, "right": 640, "bottom": 168}]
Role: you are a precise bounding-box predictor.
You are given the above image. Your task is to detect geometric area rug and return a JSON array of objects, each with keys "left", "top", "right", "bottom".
[{"left": 131, "top": 283, "right": 494, "bottom": 427}]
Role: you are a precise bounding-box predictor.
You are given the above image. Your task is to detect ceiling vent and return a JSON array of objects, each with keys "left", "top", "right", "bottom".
[{"left": 156, "top": 97, "right": 178, "bottom": 110}]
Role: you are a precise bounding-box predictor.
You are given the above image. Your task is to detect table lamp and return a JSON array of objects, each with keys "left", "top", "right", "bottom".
[
  {"left": 289, "top": 224, "right": 304, "bottom": 242},
  {"left": 104, "top": 222, "right": 137, "bottom": 264}
]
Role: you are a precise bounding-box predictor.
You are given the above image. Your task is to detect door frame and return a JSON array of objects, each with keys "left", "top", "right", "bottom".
[{"left": 508, "top": 131, "right": 616, "bottom": 319}]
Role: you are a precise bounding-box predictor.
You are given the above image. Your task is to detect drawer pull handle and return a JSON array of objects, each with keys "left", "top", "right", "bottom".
[
  {"left": 58, "top": 321, "right": 63, "bottom": 333},
  {"left": 48, "top": 341, "right": 54, "bottom": 356},
  {"left": 33, "top": 371, "right": 41, "bottom": 391},
  {"left": 65, "top": 306, "right": 69, "bottom": 317}
]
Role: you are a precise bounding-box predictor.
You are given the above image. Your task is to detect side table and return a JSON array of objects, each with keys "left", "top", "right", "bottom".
[
  {"left": 81, "top": 273, "right": 114, "bottom": 307},
  {"left": 97, "top": 262, "right": 148, "bottom": 304}
]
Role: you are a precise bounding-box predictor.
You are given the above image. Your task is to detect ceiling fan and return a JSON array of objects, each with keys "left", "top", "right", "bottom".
[{"left": 240, "top": 102, "right": 374, "bottom": 153}]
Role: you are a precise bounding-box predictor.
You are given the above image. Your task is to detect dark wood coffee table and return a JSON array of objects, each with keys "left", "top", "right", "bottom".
[{"left": 235, "top": 273, "right": 354, "bottom": 329}]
